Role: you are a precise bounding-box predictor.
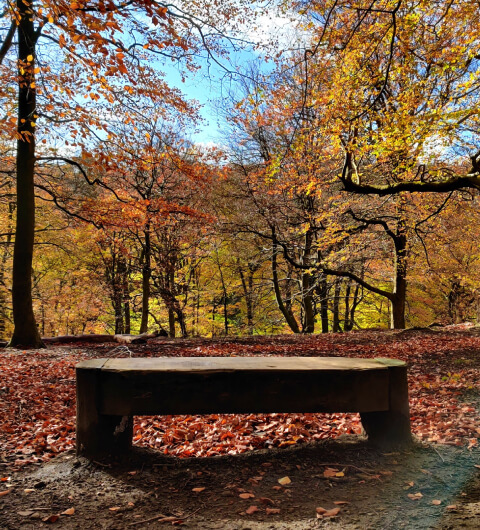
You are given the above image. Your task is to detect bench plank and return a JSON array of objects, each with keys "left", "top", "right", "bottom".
[{"left": 92, "top": 357, "right": 390, "bottom": 416}]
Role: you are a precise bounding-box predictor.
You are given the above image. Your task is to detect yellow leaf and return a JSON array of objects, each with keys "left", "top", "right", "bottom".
[
  {"left": 278, "top": 476, "right": 291, "bottom": 485},
  {"left": 27, "top": 55, "right": 33, "bottom": 62}
]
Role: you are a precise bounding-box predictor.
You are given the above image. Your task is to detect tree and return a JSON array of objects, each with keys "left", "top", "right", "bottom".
[{"left": 0, "top": 0, "right": 253, "bottom": 347}]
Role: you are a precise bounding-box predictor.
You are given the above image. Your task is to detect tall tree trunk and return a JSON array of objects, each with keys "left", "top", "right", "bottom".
[
  {"left": 139, "top": 227, "right": 151, "bottom": 333},
  {"left": 301, "top": 229, "right": 315, "bottom": 333},
  {"left": 9, "top": 4, "right": 44, "bottom": 348},
  {"left": 318, "top": 274, "right": 329, "bottom": 333},
  {"left": 271, "top": 238, "right": 300, "bottom": 333},
  {"left": 113, "top": 288, "right": 124, "bottom": 334},
  {"left": 238, "top": 262, "right": 255, "bottom": 335},
  {"left": 168, "top": 307, "right": 176, "bottom": 337},
  {"left": 215, "top": 250, "right": 228, "bottom": 336},
  {"left": 332, "top": 278, "right": 342, "bottom": 332},
  {"left": 344, "top": 280, "right": 351, "bottom": 331},
  {"left": 120, "top": 258, "right": 130, "bottom": 334},
  {"left": 391, "top": 221, "right": 407, "bottom": 329}
]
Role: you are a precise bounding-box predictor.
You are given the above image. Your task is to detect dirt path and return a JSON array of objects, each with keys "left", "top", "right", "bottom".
[{"left": 1, "top": 438, "right": 479, "bottom": 529}]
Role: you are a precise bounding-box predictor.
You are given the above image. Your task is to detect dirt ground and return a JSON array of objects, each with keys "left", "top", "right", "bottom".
[
  {"left": 1, "top": 438, "right": 480, "bottom": 529},
  {"left": 1, "top": 329, "right": 480, "bottom": 529}
]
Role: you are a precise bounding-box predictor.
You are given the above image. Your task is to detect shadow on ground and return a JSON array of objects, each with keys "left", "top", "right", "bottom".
[{"left": 1, "top": 437, "right": 479, "bottom": 529}]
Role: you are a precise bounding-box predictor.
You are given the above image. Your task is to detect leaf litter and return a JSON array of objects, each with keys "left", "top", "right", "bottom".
[{"left": 1, "top": 327, "right": 480, "bottom": 528}]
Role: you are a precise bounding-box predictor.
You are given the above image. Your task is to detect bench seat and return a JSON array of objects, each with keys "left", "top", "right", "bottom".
[{"left": 76, "top": 356, "right": 412, "bottom": 458}]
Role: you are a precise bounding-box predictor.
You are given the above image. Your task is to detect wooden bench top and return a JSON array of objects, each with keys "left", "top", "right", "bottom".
[
  {"left": 76, "top": 357, "right": 407, "bottom": 416},
  {"left": 77, "top": 356, "right": 406, "bottom": 373}
]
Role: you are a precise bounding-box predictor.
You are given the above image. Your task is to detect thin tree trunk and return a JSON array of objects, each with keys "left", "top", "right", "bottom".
[
  {"left": 139, "top": 227, "right": 151, "bottom": 333},
  {"left": 168, "top": 307, "right": 176, "bottom": 337},
  {"left": 332, "top": 278, "right": 342, "bottom": 332},
  {"left": 301, "top": 229, "right": 315, "bottom": 333},
  {"left": 272, "top": 238, "right": 300, "bottom": 333},
  {"left": 9, "top": 4, "right": 44, "bottom": 348},
  {"left": 238, "top": 262, "right": 255, "bottom": 335},
  {"left": 344, "top": 280, "right": 351, "bottom": 331},
  {"left": 391, "top": 221, "right": 407, "bottom": 329},
  {"left": 318, "top": 275, "right": 329, "bottom": 333},
  {"left": 214, "top": 249, "right": 228, "bottom": 336}
]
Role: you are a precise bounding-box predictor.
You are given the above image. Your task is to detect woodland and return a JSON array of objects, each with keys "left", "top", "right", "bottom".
[
  {"left": 0, "top": 0, "right": 480, "bottom": 343},
  {"left": 1, "top": 1, "right": 480, "bottom": 528}
]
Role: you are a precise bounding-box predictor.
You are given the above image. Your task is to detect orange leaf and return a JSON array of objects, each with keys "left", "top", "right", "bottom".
[
  {"left": 407, "top": 493, "right": 423, "bottom": 500},
  {"left": 323, "top": 468, "right": 339, "bottom": 478},
  {"left": 239, "top": 493, "right": 254, "bottom": 499},
  {"left": 432, "top": 500, "right": 442, "bottom": 505},
  {"left": 245, "top": 505, "right": 258, "bottom": 515},
  {"left": 266, "top": 508, "right": 281, "bottom": 515},
  {"left": 61, "top": 508, "right": 75, "bottom": 516},
  {"left": 0, "top": 490, "right": 10, "bottom": 497},
  {"left": 43, "top": 514, "right": 59, "bottom": 523}
]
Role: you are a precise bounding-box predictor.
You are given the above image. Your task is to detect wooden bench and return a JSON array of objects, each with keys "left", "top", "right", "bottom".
[{"left": 76, "top": 357, "right": 412, "bottom": 458}]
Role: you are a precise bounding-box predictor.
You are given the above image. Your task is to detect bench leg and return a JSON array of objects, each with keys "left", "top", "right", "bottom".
[
  {"left": 360, "top": 364, "right": 412, "bottom": 447},
  {"left": 76, "top": 366, "right": 133, "bottom": 458}
]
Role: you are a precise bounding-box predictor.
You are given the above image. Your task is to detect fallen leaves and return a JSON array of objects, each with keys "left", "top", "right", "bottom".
[
  {"left": 0, "top": 490, "right": 11, "bottom": 497},
  {"left": 2, "top": 329, "right": 480, "bottom": 471},
  {"left": 277, "top": 476, "right": 291, "bottom": 485},
  {"left": 316, "top": 506, "right": 341, "bottom": 518},
  {"left": 239, "top": 492, "right": 255, "bottom": 499},
  {"left": 407, "top": 492, "right": 423, "bottom": 500}
]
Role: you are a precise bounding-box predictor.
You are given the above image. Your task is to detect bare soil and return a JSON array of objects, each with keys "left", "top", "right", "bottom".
[{"left": 1, "top": 438, "right": 480, "bottom": 529}]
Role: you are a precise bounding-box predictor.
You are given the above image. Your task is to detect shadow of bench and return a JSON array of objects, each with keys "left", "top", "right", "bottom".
[{"left": 76, "top": 357, "right": 412, "bottom": 459}]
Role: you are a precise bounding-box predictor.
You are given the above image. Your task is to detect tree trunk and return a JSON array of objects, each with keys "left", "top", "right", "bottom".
[
  {"left": 113, "top": 287, "right": 124, "bottom": 334},
  {"left": 390, "top": 222, "right": 407, "bottom": 329},
  {"left": 139, "top": 227, "right": 151, "bottom": 333},
  {"left": 8, "top": 4, "right": 44, "bottom": 348},
  {"left": 301, "top": 229, "right": 315, "bottom": 333},
  {"left": 238, "top": 262, "right": 255, "bottom": 335},
  {"left": 318, "top": 275, "right": 329, "bottom": 333},
  {"left": 121, "top": 258, "right": 130, "bottom": 334},
  {"left": 168, "top": 307, "right": 176, "bottom": 338},
  {"left": 332, "top": 278, "right": 342, "bottom": 332},
  {"left": 272, "top": 238, "right": 300, "bottom": 333}
]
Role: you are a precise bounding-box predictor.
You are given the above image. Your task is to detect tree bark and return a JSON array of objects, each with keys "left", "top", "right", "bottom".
[
  {"left": 332, "top": 278, "right": 342, "bottom": 332},
  {"left": 318, "top": 275, "right": 329, "bottom": 333},
  {"left": 301, "top": 229, "right": 315, "bottom": 333},
  {"left": 139, "top": 227, "right": 151, "bottom": 333},
  {"left": 272, "top": 238, "right": 300, "bottom": 333},
  {"left": 8, "top": 3, "right": 44, "bottom": 348},
  {"left": 390, "top": 220, "right": 407, "bottom": 329}
]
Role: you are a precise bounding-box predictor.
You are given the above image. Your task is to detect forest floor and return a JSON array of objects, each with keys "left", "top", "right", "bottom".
[{"left": 1, "top": 326, "right": 480, "bottom": 529}]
